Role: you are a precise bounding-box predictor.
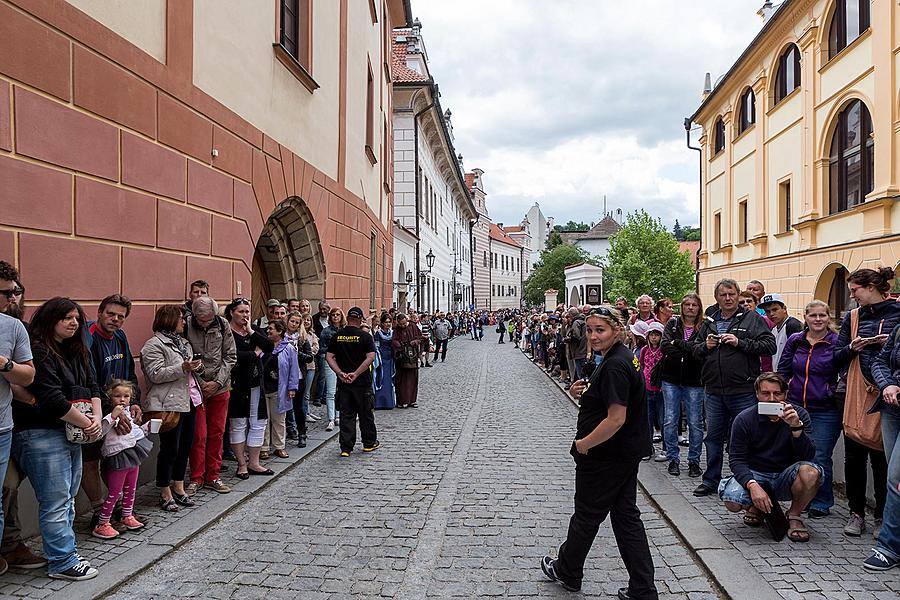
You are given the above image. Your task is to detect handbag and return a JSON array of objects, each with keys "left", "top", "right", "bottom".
[
  {"left": 142, "top": 410, "right": 181, "bottom": 433},
  {"left": 842, "top": 308, "right": 883, "bottom": 451},
  {"left": 65, "top": 397, "right": 95, "bottom": 444},
  {"left": 396, "top": 343, "right": 419, "bottom": 369}
]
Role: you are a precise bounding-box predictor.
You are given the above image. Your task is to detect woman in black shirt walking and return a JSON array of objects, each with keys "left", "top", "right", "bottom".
[{"left": 542, "top": 306, "right": 658, "bottom": 600}]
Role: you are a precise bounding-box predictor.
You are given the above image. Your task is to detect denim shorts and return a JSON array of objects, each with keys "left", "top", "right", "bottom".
[{"left": 718, "top": 461, "right": 823, "bottom": 505}]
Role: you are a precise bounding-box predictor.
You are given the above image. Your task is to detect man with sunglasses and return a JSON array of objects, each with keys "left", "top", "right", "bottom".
[{"left": 0, "top": 262, "right": 35, "bottom": 575}]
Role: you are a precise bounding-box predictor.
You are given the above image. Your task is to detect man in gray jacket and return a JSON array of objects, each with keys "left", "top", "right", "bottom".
[
  {"left": 185, "top": 297, "right": 237, "bottom": 495},
  {"left": 432, "top": 313, "right": 451, "bottom": 363}
]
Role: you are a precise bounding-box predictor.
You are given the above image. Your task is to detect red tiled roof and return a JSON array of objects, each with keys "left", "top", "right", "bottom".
[
  {"left": 490, "top": 223, "right": 521, "bottom": 248},
  {"left": 503, "top": 225, "right": 524, "bottom": 233},
  {"left": 392, "top": 31, "right": 429, "bottom": 83},
  {"left": 679, "top": 240, "right": 700, "bottom": 257}
]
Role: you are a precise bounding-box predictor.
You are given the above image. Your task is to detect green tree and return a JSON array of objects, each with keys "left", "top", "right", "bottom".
[
  {"left": 553, "top": 220, "right": 590, "bottom": 232},
  {"left": 606, "top": 209, "right": 695, "bottom": 303},
  {"left": 682, "top": 226, "right": 700, "bottom": 241},
  {"left": 672, "top": 219, "right": 683, "bottom": 241},
  {"left": 546, "top": 230, "right": 563, "bottom": 250},
  {"left": 524, "top": 244, "right": 597, "bottom": 305}
]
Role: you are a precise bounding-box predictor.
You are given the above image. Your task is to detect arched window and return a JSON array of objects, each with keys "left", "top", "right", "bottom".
[
  {"left": 738, "top": 88, "right": 755, "bottom": 134},
  {"left": 713, "top": 118, "right": 725, "bottom": 155},
  {"left": 828, "top": 100, "right": 874, "bottom": 214},
  {"left": 774, "top": 44, "right": 801, "bottom": 104},
  {"left": 828, "top": 0, "right": 870, "bottom": 59}
]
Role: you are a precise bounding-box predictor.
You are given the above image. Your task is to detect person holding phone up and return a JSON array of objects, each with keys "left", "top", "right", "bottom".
[{"left": 718, "top": 373, "right": 822, "bottom": 543}]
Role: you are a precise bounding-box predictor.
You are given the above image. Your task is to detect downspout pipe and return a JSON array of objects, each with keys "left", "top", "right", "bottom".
[
  {"left": 413, "top": 100, "right": 434, "bottom": 311},
  {"left": 684, "top": 117, "right": 702, "bottom": 293}
]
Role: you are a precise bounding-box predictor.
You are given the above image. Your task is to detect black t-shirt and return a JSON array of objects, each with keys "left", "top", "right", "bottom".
[
  {"left": 573, "top": 342, "right": 652, "bottom": 462},
  {"left": 329, "top": 326, "right": 376, "bottom": 389}
]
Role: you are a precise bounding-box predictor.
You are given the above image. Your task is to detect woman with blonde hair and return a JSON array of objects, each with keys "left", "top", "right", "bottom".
[
  {"left": 542, "top": 306, "right": 658, "bottom": 598},
  {"left": 777, "top": 299, "right": 840, "bottom": 520},
  {"left": 318, "top": 307, "right": 345, "bottom": 431}
]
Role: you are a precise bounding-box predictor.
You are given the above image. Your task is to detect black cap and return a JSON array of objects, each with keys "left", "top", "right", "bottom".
[{"left": 347, "top": 306, "right": 364, "bottom": 320}]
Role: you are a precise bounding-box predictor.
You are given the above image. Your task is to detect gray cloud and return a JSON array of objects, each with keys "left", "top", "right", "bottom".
[{"left": 412, "top": 0, "right": 767, "bottom": 226}]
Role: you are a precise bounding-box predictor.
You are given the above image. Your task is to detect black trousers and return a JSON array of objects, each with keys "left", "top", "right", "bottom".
[
  {"left": 156, "top": 403, "right": 197, "bottom": 487},
  {"left": 433, "top": 338, "right": 448, "bottom": 361},
  {"left": 556, "top": 458, "right": 658, "bottom": 599},
  {"left": 337, "top": 385, "right": 377, "bottom": 452},
  {"left": 291, "top": 388, "right": 307, "bottom": 438},
  {"left": 844, "top": 435, "right": 887, "bottom": 518}
]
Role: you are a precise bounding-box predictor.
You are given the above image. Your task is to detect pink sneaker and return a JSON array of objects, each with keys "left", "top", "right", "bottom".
[
  {"left": 91, "top": 523, "right": 119, "bottom": 540},
  {"left": 119, "top": 515, "right": 145, "bottom": 531}
]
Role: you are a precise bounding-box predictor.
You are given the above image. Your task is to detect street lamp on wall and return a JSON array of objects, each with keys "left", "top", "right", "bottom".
[
  {"left": 426, "top": 249, "right": 435, "bottom": 271},
  {"left": 406, "top": 270, "right": 413, "bottom": 284}
]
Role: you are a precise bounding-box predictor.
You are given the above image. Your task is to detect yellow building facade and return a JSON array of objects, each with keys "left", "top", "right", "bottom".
[{"left": 693, "top": 0, "right": 900, "bottom": 316}]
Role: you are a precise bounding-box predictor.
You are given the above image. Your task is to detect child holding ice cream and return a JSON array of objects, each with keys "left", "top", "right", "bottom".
[{"left": 91, "top": 380, "right": 154, "bottom": 540}]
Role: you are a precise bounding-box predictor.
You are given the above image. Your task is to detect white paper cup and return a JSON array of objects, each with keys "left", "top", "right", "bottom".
[{"left": 149, "top": 418, "right": 162, "bottom": 434}]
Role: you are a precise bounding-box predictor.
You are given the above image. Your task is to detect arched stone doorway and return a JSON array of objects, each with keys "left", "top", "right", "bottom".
[{"left": 252, "top": 197, "right": 326, "bottom": 318}]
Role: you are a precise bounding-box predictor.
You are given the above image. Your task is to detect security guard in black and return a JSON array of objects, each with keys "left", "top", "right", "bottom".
[{"left": 326, "top": 307, "right": 378, "bottom": 454}]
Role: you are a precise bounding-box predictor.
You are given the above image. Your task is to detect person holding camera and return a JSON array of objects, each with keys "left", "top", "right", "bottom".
[
  {"left": 718, "top": 373, "right": 822, "bottom": 542},
  {"left": 541, "top": 306, "right": 658, "bottom": 599},
  {"left": 691, "top": 278, "right": 776, "bottom": 498}
]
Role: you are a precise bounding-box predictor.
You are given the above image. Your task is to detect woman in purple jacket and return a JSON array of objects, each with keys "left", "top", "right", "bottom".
[{"left": 777, "top": 300, "right": 839, "bottom": 518}]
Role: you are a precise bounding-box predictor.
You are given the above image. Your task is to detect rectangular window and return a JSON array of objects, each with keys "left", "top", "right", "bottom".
[
  {"left": 778, "top": 180, "right": 792, "bottom": 233},
  {"left": 275, "top": 0, "right": 315, "bottom": 91},
  {"left": 483, "top": 251, "right": 487, "bottom": 267},
  {"left": 365, "top": 60, "right": 376, "bottom": 164},
  {"left": 714, "top": 212, "right": 722, "bottom": 250},
  {"left": 369, "top": 233, "right": 377, "bottom": 309},
  {"left": 738, "top": 199, "right": 748, "bottom": 244}
]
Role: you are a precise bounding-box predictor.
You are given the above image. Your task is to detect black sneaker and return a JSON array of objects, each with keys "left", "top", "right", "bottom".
[
  {"left": 863, "top": 549, "right": 899, "bottom": 571},
  {"left": 363, "top": 441, "right": 381, "bottom": 452},
  {"left": 667, "top": 460, "right": 680, "bottom": 476},
  {"left": 88, "top": 511, "right": 100, "bottom": 529},
  {"left": 50, "top": 560, "right": 99, "bottom": 581},
  {"left": 540, "top": 556, "right": 581, "bottom": 592},
  {"left": 297, "top": 436, "right": 307, "bottom": 448},
  {"left": 688, "top": 463, "right": 702, "bottom": 478},
  {"left": 807, "top": 508, "right": 829, "bottom": 519},
  {"left": 693, "top": 484, "right": 715, "bottom": 497}
]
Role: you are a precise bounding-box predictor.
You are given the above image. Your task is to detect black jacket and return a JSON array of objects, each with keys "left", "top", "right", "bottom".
[
  {"left": 692, "top": 307, "right": 776, "bottom": 396},
  {"left": 15, "top": 342, "right": 103, "bottom": 431},
  {"left": 834, "top": 299, "right": 900, "bottom": 381},
  {"left": 660, "top": 316, "right": 704, "bottom": 387}
]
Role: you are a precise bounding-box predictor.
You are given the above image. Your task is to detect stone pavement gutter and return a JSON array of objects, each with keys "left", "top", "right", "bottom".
[
  {"left": 63, "top": 427, "right": 340, "bottom": 600},
  {"left": 520, "top": 347, "right": 782, "bottom": 600}
]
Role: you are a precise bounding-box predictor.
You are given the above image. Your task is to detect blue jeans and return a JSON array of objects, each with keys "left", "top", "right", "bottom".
[
  {"left": 662, "top": 383, "right": 703, "bottom": 465},
  {"left": 323, "top": 365, "right": 338, "bottom": 421},
  {"left": 647, "top": 390, "right": 663, "bottom": 433},
  {"left": 315, "top": 354, "right": 327, "bottom": 402},
  {"left": 803, "top": 408, "right": 842, "bottom": 512},
  {"left": 12, "top": 429, "right": 83, "bottom": 574},
  {"left": 302, "top": 368, "right": 315, "bottom": 415},
  {"left": 702, "top": 392, "right": 757, "bottom": 489},
  {"left": 877, "top": 410, "right": 900, "bottom": 560},
  {"left": 574, "top": 358, "right": 587, "bottom": 380},
  {"left": 0, "top": 430, "right": 9, "bottom": 541},
  {"left": 718, "top": 461, "right": 824, "bottom": 505}
]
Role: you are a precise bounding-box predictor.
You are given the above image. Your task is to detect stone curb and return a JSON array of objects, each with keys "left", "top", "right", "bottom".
[
  {"left": 62, "top": 427, "right": 340, "bottom": 600},
  {"left": 517, "top": 347, "right": 782, "bottom": 600}
]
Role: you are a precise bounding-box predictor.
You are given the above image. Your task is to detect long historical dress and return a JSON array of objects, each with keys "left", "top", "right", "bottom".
[
  {"left": 374, "top": 328, "right": 396, "bottom": 409},
  {"left": 392, "top": 323, "right": 421, "bottom": 407}
]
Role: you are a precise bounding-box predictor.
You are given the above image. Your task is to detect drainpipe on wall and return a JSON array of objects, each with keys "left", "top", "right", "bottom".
[
  {"left": 469, "top": 217, "right": 477, "bottom": 309},
  {"left": 685, "top": 117, "right": 702, "bottom": 293},
  {"left": 413, "top": 100, "right": 435, "bottom": 311}
]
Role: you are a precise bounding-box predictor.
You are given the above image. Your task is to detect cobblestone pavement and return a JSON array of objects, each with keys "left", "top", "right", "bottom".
[
  {"left": 527, "top": 347, "right": 900, "bottom": 600},
  {"left": 106, "top": 338, "right": 717, "bottom": 599}
]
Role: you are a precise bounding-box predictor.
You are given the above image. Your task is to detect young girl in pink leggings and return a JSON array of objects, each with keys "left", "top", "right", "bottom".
[{"left": 91, "top": 380, "right": 153, "bottom": 540}]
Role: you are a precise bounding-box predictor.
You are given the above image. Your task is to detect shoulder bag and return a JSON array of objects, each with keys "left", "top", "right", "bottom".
[{"left": 842, "top": 308, "right": 883, "bottom": 451}]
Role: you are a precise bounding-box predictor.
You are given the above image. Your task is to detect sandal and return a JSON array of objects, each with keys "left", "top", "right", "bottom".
[
  {"left": 235, "top": 470, "right": 250, "bottom": 480},
  {"left": 159, "top": 497, "right": 179, "bottom": 512},
  {"left": 787, "top": 516, "right": 810, "bottom": 542},
  {"left": 172, "top": 493, "right": 195, "bottom": 507},
  {"left": 743, "top": 508, "right": 764, "bottom": 527}
]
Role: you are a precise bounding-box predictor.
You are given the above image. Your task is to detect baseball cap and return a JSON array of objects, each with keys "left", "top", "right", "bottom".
[
  {"left": 347, "top": 306, "right": 364, "bottom": 319},
  {"left": 265, "top": 298, "right": 282, "bottom": 308},
  {"left": 759, "top": 293, "right": 786, "bottom": 308}
]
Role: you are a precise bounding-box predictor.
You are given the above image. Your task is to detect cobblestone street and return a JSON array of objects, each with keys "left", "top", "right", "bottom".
[{"left": 107, "top": 338, "right": 716, "bottom": 599}]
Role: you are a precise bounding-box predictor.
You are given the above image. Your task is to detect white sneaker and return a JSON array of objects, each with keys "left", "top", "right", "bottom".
[
  {"left": 326, "top": 420, "right": 334, "bottom": 431},
  {"left": 306, "top": 414, "right": 317, "bottom": 423},
  {"left": 334, "top": 417, "right": 340, "bottom": 425},
  {"left": 311, "top": 413, "right": 321, "bottom": 421},
  {"left": 653, "top": 451, "right": 668, "bottom": 462}
]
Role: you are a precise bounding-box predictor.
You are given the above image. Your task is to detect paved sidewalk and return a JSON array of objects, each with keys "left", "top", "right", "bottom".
[
  {"left": 0, "top": 414, "right": 340, "bottom": 600},
  {"left": 104, "top": 336, "right": 716, "bottom": 599},
  {"left": 523, "top": 345, "right": 900, "bottom": 600}
]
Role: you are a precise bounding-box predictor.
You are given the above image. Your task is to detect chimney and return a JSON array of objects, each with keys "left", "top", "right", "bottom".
[
  {"left": 497, "top": 223, "right": 504, "bottom": 229},
  {"left": 457, "top": 153, "right": 464, "bottom": 171},
  {"left": 757, "top": 1, "right": 774, "bottom": 22},
  {"left": 702, "top": 72, "right": 712, "bottom": 100}
]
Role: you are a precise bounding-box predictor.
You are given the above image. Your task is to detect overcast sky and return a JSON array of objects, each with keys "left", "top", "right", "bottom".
[{"left": 412, "top": 0, "right": 768, "bottom": 229}]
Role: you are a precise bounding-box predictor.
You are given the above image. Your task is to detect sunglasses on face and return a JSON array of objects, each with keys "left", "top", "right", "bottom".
[
  {"left": 588, "top": 307, "right": 615, "bottom": 318},
  {"left": 0, "top": 288, "right": 23, "bottom": 300}
]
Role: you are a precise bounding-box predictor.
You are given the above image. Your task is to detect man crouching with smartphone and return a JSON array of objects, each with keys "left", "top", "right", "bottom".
[{"left": 717, "top": 372, "right": 823, "bottom": 542}]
